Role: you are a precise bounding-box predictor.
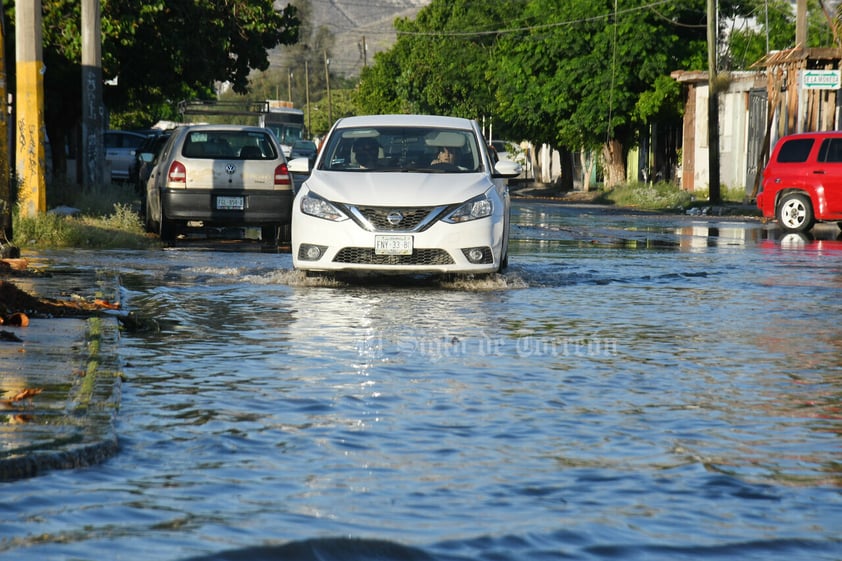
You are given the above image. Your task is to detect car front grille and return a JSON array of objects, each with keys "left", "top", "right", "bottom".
[
  {"left": 349, "top": 205, "right": 446, "bottom": 232},
  {"left": 333, "top": 247, "right": 455, "bottom": 266}
]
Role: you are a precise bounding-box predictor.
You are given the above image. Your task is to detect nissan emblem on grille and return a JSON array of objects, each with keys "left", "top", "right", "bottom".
[
  {"left": 386, "top": 211, "right": 404, "bottom": 225},
  {"left": 225, "top": 164, "right": 237, "bottom": 175}
]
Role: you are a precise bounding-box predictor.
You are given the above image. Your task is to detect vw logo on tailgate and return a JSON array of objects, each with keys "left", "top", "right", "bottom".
[{"left": 225, "top": 163, "right": 237, "bottom": 175}]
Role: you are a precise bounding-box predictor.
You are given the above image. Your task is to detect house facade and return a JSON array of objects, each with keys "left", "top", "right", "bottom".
[{"left": 672, "top": 47, "right": 842, "bottom": 198}]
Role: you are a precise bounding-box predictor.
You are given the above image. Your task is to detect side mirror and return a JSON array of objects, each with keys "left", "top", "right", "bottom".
[
  {"left": 288, "top": 157, "right": 311, "bottom": 174},
  {"left": 493, "top": 160, "right": 522, "bottom": 178}
]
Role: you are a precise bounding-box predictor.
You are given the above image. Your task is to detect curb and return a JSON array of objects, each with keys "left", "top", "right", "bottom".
[{"left": 0, "top": 315, "right": 122, "bottom": 481}]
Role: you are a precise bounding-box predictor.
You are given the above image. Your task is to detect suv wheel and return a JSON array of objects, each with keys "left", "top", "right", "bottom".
[{"left": 776, "top": 193, "right": 814, "bottom": 232}]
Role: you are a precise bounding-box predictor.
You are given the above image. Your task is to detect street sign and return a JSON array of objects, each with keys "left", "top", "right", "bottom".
[{"left": 801, "top": 69, "right": 841, "bottom": 90}]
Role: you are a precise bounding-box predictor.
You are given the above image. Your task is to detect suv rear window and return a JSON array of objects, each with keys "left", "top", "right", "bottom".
[
  {"left": 818, "top": 138, "right": 842, "bottom": 162},
  {"left": 181, "top": 130, "right": 278, "bottom": 160},
  {"left": 776, "top": 138, "right": 814, "bottom": 163}
]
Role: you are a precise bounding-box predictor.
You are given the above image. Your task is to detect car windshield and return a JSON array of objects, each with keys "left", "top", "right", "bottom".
[
  {"left": 181, "top": 130, "right": 278, "bottom": 160},
  {"left": 293, "top": 141, "right": 316, "bottom": 152},
  {"left": 319, "top": 126, "right": 483, "bottom": 173}
]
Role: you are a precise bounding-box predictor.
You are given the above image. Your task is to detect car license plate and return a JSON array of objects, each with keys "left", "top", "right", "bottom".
[
  {"left": 216, "top": 196, "right": 244, "bottom": 210},
  {"left": 375, "top": 235, "right": 413, "bottom": 255}
]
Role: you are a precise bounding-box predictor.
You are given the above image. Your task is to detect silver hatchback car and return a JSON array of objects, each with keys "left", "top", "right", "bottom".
[{"left": 144, "top": 124, "right": 293, "bottom": 243}]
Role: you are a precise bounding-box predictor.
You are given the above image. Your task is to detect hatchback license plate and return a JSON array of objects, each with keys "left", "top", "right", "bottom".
[
  {"left": 375, "top": 235, "right": 413, "bottom": 255},
  {"left": 216, "top": 196, "right": 244, "bottom": 210}
]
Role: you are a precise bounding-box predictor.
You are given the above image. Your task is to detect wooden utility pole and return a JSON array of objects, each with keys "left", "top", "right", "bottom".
[
  {"left": 82, "top": 0, "right": 105, "bottom": 187},
  {"left": 796, "top": 0, "right": 807, "bottom": 47},
  {"left": 0, "top": 8, "right": 12, "bottom": 240},
  {"left": 15, "top": 0, "right": 47, "bottom": 216},
  {"left": 324, "top": 52, "right": 333, "bottom": 125},
  {"left": 707, "top": 0, "right": 721, "bottom": 204},
  {"left": 305, "top": 61, "right": 311, "bottom": 136}
]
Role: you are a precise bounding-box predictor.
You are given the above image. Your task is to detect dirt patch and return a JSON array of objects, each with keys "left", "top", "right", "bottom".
[
  {"left": 511, "top": 185, "right": 603, "bottom": 203},
  {"left": 0, "top": 280, "right": 108, "bottom": 318},
  {"left": 0, "top": 258, "right": 110, "bottom": 319}
]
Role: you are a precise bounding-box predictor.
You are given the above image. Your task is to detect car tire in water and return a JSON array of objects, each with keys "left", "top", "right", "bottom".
[
  {"left": 776, "top": 193, "right": 814, "bottom": 232},
  {"left": 280, "top": 222, "right": 292, "bottom": 245},
  {"left": 261, "top": 225, "right": 280, "bottom": 246},
  {"left": 159, "top": 215, "right": 176, "bottom": 242}
]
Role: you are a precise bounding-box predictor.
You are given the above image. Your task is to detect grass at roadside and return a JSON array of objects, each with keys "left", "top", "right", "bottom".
[
  {"left": 593, "top": 181, "right": 748, "bottom": 211},
  {"left": 12, "top": 182, "right": 158, "bottom": 250}
]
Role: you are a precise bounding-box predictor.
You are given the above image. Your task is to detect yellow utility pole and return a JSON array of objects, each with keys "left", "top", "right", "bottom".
[{"left": 15, "top": 0, "right": 47, "bottom": 216}]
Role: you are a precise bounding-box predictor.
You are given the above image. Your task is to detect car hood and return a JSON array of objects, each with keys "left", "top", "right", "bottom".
[{"left": 301, "top": 170, "right": 493, "bottom": 206}]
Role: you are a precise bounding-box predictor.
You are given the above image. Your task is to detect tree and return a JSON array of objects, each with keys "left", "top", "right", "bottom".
[
  {"left": 723, "top": 0, "right": 833, "bottom": 70},
  {"left": 5, "top": 0, "right": 299, "bottom": 184},
  {"left": 493, "top": 0, "right": 722, "bottom": 187},
  {"left": 356, "top": 0, "right": 522, "bottom": 136},
  {"left": 219, "top": 0, "right": 361, "bottom": 138}
]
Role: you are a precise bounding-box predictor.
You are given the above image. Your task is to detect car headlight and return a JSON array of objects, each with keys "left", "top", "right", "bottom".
[
  {"left": 444, "top": 194, "right": 493, "bottom": 223},
  {"left": 300, "top": 193, "right": 348, "bottom": 222}
]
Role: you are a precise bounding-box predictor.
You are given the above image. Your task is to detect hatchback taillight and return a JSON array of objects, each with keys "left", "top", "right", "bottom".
[
  {"left": 274, "top": 163, "right": 291, "bottom": 187},
  {"left": 168, "top": 161, "right": 186, "bottom": 184}
]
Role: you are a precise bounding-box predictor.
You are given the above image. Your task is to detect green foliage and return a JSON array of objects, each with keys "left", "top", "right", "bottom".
[
  {"left": 307, "top": 89, "right": 358, "bottom": 137},
  {"left": 13, "top": 203, "right": 154, "bottom": 249},
  {"left": 595, "top": 181, "right": 694, "bottom": 210},
  {"left": 495, "top": 0, "right": 711, "bottom": 152},
  {"left": 720, "top": 0, "right": 836, "bottom": 69},
  {"left": 356, "top": 0, "right": 522, "bottom": 132},
  {"left": 10, "top": 1, "right": 301, "bottom": 132},
  {"left": 635, "top": 76, "right": 682, "bottom": 124},
  {"left": 691, "top": 184, "right": 750, "bottom": 203},
  {"left": 11, "top": 181, "right": 154, "bottom": 249}
]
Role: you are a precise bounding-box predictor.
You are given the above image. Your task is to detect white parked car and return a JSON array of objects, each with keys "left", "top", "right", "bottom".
[
  {"left": 288, "top": 114, "right": 521, "bottom": 276},
  {"left": 105, "top": 130, "right": 148, "bottom": 181},
  {"left": 144, "top": 124, "right": 293, "bottom": 243}
]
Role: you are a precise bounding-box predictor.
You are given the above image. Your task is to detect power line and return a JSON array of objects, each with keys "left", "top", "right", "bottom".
[{"left": 393, "top": 0, "right": 680, "bottom": 38}]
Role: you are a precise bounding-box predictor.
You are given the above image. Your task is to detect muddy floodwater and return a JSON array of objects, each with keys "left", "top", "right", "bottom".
[{"left": 2, "top": 201, "right": 841, "bottom": 561}]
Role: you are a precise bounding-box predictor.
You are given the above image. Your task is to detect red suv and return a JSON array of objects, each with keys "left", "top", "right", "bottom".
[{"left": 757, "top": 131, "right": 842, "bottom": 232}]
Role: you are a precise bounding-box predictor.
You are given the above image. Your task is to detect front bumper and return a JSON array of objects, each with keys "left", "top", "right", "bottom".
[{"left": 292, "top": 212, "right": 504, "bottom": 274}]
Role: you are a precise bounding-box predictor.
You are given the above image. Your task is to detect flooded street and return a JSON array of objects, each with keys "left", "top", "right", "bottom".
[{"left": 2, "top": 201, "right": 841, "bottom": 561}]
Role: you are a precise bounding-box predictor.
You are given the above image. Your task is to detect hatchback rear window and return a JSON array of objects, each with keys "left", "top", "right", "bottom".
[
  {"left": 181, "top": 130, "right": 278, "bottom": 160},
  {"left": 776, "top": 138, "right": 814, "bottom": 163}
]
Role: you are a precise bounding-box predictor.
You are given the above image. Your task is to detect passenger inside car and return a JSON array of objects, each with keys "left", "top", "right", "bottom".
[
  {"left": 353, "top": 137, "right": 380, "bottom": 168},
  {"left": 430, "top": 145, "right": 458, "bottom": 169}
]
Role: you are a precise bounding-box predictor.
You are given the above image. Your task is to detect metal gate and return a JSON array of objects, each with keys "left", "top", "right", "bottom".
[{"left": 745, "top": 88, "right": 768, "bottom": 197}]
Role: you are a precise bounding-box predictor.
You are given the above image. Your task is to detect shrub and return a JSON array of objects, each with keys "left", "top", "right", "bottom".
[
  {"left": 595, "top": 181, "right": 693, "bottom": 210},
  {"left": 10, "top": 179, "right": 157, "bottom": 249}
]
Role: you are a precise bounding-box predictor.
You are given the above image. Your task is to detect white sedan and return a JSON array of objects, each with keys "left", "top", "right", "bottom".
[{"left": 288, "top": 115, "right": 521, "bottom": 276}]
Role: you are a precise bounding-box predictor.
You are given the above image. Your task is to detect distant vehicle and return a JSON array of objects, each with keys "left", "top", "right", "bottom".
[
  {"left": 260, "top": 101, "right": 305, "bottom": 157},
  {"left": 105, "top": 130, "right": 148, "bottom": 181},
  {"left": 177, "top": 99, "right": 306, "bottom": 158},
  {"left": 144, "top": 124, "right": 293, "bottom": 243},
  {"left": 288, "top": 114, "right": 521, "bottom": 276},
  {"left": 290, "top": 140, "right": 318, "bottom": 164},
  {"left": 132, "top": 130, "right": 174, "bottom": 197},
  {"left": 490, "top": 139, "right": 517, "bottom": 162},
  {"left": 756, "top": 131, "right": 842, "bottom": 232}
]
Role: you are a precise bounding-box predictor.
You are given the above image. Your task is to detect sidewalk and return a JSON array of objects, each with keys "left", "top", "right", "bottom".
[{"left": 0, "top": 278, "right": 121, "bottom": 481}]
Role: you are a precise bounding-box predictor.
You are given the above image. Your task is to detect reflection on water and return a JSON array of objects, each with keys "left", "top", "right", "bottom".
[{"left": 2, "top": 205, "right": 842, "bottom": 561}]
